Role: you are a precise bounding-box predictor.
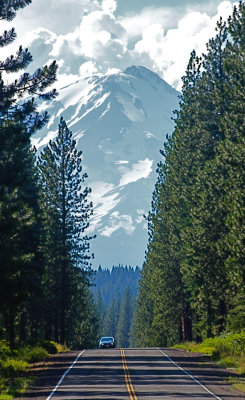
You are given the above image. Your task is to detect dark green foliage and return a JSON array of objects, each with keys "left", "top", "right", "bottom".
[
  {"left": 0, "top": 0, "right": 57, "bottom": 133},
  {"left": 134, "top": 2, "right": 245, "bottom": 346},
  {"left": 116, "top": 288, "right": 135, "bottom": 348},
  {"left": 38, "top": 341, "right": 58, "bottom": 354},
  {"left": 92, "top": 265, "right": 140, "bottom": 307},
  {"left": 94, "top": 267, "right": 137, "bottom": 347},
  {"left": 0, "top": 0, "right": 58, "bottom": 349},
  {"left": 0, "top": 122, "right": 40, "bottom": 348},
  {"left": 96, "top": 291, "right": 106, "bottom": 334},
  {"left": 0, "top": 0, "right": 99, "bottom": 356},
  {"left": 102, "top": 294, "right": 121, "bottom": 338},
  {"left": 37, "top": 118, "right": 96, "bottom": 346}
]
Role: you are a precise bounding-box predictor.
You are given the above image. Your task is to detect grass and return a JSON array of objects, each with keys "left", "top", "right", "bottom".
[
  {"left": 173, "top": 331, "right": 245, "bottom": 393},
  {"left": 0, "top": 376, "right": 36, "bottom": 400},
  {"left": 0, "top": 340, "right": 67, "bottom": 398}
]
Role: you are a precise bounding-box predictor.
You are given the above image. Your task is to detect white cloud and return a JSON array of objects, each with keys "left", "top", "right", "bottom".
[
  {"left": 119, "top": 158, "right": 153, "bottom": 187},
  {"left": 8, "top": 0, "right": 238, "bottom": 91},
  {"left": 79, "top": 61, "right": 98, "bottom": 78},
  {"left": 132, "top": 1, "right": 236, "bottom": 89},
  {"left": 102, "top": 0, "right": 117, "bottom": 14},
  {"left": 102, "top": 211, "right": 135, "bottom": 237},
  {"left": 120, "top": 7, "right": 174, "bottom": 38}
]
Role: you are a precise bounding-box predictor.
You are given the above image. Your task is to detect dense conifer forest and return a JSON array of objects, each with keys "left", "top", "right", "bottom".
[
  {"left": 0, "top": 0, "right": 98, "bottom": 350},
  {"left": 134, "top": 2, "right": 245, "bottom": 347},
  {"left": 92, "top": 265, "right": 140, "bottom": 347},
  {"left": 0, "top": 0, "right": 245, "bottom": 363},
  {"left": 92, "top": 265, "right": 140, "bottom": 306}
]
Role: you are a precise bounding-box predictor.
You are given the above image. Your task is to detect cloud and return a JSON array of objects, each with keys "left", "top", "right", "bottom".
[
  {"left": 102, "top": 0, "right": 117, "bottom": 14},
  {"left": 120, "top": 6, "right": 176, "bottom": 38},
  {"left": 79, "top": 61, "right": 98, "bottom": 78},
  {"left": 132, "top": 1, "right": 236, "bottom": 89},
  {"left": 9, "top": 0, "right": 238, "bottom": 91},
  {"left": 119, "top": 158, "right": 153, "bottom": 187}
]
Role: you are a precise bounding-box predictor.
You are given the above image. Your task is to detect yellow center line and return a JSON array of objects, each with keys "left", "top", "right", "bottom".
[{"left": 120, "top": 348, "right": 138, "bottom": 400}]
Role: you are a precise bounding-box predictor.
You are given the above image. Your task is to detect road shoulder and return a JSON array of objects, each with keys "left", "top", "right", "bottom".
[
  {"left": 161, "top": 347, "right": 244, "bottom": 400},
  {"left": 19, "top": 350, "right": 81, "bottom": 400}
]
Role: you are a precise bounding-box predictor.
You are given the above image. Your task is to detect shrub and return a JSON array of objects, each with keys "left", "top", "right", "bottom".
[
  {"left": 19, "top": 346, "right": 48, "bottom": 363},
  {"left": 39, "top": 341, "right": 58, "bottom": 354},
  {"left": 1, "top": 359, "right": 28, "bottom": 378},
  {"left": 0, "top": 342, "right": 12, "bottom": 361}
]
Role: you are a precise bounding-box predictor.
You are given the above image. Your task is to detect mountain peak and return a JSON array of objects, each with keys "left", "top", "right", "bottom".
[
  {"left": 124, "top": 66, "right": 178, "bottom": 95},
  {"left": 33, "top": 66, "right": 179, "bottom": 268}
]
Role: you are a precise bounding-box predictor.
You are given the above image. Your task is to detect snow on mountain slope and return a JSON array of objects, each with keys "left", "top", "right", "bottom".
[{"left": 32, "top": 66, "right": 179, "bottom": 268}]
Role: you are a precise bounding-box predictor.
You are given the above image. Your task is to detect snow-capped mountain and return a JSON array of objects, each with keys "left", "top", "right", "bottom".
[{"left": 32, "top": 66, "right": 179, "bottom": 268}]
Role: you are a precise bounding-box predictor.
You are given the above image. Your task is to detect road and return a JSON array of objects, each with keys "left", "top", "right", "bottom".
[{"left": 24, "top": 348, "right": 244, "bottom": 400}]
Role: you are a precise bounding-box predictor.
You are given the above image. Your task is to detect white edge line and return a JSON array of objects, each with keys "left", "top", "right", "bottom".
[
  {"left": 157, "top": 348, "right": 223, "bottom": 400},
  {"left": 46, "top": 350, "right": 85, "bottom": 400}
]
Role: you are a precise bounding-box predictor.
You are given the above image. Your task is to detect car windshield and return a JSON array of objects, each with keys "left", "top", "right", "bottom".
[{"left": 101, "top": 337, "right": 114, "bottom": 342}]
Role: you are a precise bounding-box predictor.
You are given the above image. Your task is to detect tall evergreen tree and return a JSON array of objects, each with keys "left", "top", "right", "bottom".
[
  {"left": 96, "top": 290, "right": 106, "bottom": 335},
  {"left": 116, "top": 288, "right": 135, "bottom": 348},
  {"left": 37, "top": 118, "right": 94, "bottom": 344},
  {"left": 134, "top": 2, "right": 245, "bottom": 346},
  {"left": 0, "top": 122, "right": 40, "bottom": 347},
  {"left": 0, "top": 0, "right": 57, "bottom": 347},
  {"left": 103, "top": 295, "right": 121, "bottom": 338},
  {"left": 0, "top": 0, "right": 57, "bottom": 132}
]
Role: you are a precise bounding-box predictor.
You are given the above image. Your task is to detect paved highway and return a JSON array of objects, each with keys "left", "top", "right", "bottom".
[{"left": 34, "top": 347, "right": 243, "bottom": 400}]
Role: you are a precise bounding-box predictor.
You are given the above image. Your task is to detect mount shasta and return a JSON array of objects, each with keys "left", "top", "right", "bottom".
[{"left": 33, "top": 66, "right": 179, "bottom": 268}]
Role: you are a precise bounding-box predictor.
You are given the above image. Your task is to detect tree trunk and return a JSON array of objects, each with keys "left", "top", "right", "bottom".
[
  {"left": 218, "top": 299, "right": 226, "bottom": 333},
  {"left": 5, "top": 311, "right": 15, "bottom": 349},
  {"left": 19, "top": 309, "right": 27, "bottom": 343},
  {"left": 207, "top": 299, "right": 212, "bottom": 337}
]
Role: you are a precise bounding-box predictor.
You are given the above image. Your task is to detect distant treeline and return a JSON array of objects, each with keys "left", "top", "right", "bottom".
[
  {"left": 92, "top": 265, "right": 140, "bottom": 307},
  {"left": 92, "top": 265, "right": 140, "bottom": 347},
  {"left": 134, "top": 3, "right": 245, "bottom": 347}
]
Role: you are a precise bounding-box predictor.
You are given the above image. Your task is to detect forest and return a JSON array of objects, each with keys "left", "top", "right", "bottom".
[
  {"left": 0, "top": 0, "right": 245, "bottom": 365},
  {"left": 0, "top": 0, "right": 98, "bottom": 351},
  {"left": 134, "top": 2, "right": 245, "bottom": 347},
  {"left": 92, "top": 265, "right": 140, "bottom": 306},
  {"left": 92, "top": 265, "right": 140, "bottom": 347}
]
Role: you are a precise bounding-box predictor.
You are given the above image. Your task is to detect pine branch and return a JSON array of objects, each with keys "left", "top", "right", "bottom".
[
  {"left": 15, "top": 61, "right": 58, "bottom": 97},
  {"left": 0, "top": 46, "right": 32, "bottom": 72},
  {"left": 0, "top": 0, "right": 32, "bottom": 21},
  {"left": 0, "top": 28, "right": 16, "bottom": 47}
]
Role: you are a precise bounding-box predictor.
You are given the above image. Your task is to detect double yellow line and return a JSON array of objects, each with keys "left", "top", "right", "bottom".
[{"left": 120, "top": 349, "right": 137, "bottom": 400}]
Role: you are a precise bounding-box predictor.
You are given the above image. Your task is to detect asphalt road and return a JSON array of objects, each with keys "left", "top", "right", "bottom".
[{"left": 24, "top": 347, "right": 244, "bottom": 400}]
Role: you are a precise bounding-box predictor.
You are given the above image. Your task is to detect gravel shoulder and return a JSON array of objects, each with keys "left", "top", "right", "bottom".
[{"left": 19, "top": 350, "right": 81, "bottom": 400}]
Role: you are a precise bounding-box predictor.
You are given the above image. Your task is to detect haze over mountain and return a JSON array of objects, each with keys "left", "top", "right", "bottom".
[{"left": 32, "top": 66, "right": 179, "bottom": 268}]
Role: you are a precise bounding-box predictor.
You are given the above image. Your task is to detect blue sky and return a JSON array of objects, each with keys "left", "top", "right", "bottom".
[{"left": 2, "top": 0, "right": 237, "bottom": 90}]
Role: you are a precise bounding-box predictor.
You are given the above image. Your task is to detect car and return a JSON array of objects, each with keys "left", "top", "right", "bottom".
[{"left": 99, "top": 336, "right": 115, "bottom": 348}]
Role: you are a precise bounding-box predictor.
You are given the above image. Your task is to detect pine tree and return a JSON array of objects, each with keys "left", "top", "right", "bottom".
[
  {"left": 96, "top": 290, "right": 106, "bottom": 335},
  {"left": 0, "top": 122, "right": 40, "bottom": 348},
  {"left": 0, "top": 0, "right": 57, "bottom": 132},
  {"left": 37, "top": 118, "right": 94, "bottom": 344},
  {"left": 134, "top": 2, "right": 245, "bottom": 345},
  {"left": 116, "top": 288, "right": 135, "bottom": 348},
  {"left": 103, "top": 294, "right": 121, "bottom": 338},
  {"left": 0, "top": 0, "right": 57, "bottom": 347}
]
